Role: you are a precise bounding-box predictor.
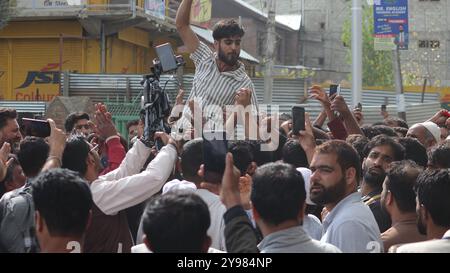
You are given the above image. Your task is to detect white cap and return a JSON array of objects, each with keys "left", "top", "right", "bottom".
[
  {"left": 296, "top": 167, "right": 315, "bottom": 205},
  {"left": 420, "top": 121, "right": 441, "bottom": 144},
  {"left": 162, "top": 179, "right": 197, "bottom": 195}
]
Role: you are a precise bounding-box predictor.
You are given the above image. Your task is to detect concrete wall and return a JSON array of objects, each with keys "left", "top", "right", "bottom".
[{"left": 243, "top": 0, "right": 450, "bottom": 88}]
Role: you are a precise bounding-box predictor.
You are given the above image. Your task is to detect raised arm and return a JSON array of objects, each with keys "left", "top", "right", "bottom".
[{"left": 176, "top": 0, "right": 200, "bottom": 53}]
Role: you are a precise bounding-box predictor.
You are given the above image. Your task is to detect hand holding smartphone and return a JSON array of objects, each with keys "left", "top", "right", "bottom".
[
  {"left": 22, "top": 118, "right": 51, "bottom": 138},
  {"left": 292, "top": 106, "right": 305, "bottom": 135}
]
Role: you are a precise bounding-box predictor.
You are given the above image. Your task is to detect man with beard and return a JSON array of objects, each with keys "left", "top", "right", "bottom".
[
  {"left": 389, "top": 169, "right": 450, "bottom": 252},
  {"left": 309, "top": 140, "right": 382, "bottom": 252},
  {"left": 361, "top": 135, "right": 405, "bottom": 233},
  {"left": 0, "top": 108, "right": 22, "bottom": 152},
  {"left": 380, "top": 160, "right": 426, "bottom": 252},
  {"left": 174, "top": 0, "right": 258, "bottom": 134}
]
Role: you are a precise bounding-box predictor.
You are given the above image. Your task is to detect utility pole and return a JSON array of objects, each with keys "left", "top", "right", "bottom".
[
  {"left": 392, "top": 47, "right": 406, "bottom": 121},
  {"left": 351, "top": 0, "right": 362, "bottom": 108},
  {"left": 264, "top": 0, "right": 276, "bottom": 104}
]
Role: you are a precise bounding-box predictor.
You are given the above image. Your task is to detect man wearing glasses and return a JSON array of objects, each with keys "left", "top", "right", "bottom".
[{"left": 64, "top": 112, "right": 92, "bottom": 136}]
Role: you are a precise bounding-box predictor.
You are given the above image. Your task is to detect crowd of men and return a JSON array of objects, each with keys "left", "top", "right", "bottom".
[{"left": 0, "top": 0, "right": 449, "bottom": 253}]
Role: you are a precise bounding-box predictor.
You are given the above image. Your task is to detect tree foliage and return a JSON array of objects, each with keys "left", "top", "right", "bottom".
[{"left": 341, "top": 4, "right": 394, "bottom": 87}]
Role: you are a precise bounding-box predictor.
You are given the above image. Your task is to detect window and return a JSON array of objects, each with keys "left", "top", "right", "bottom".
[
  {"left": 318, "top": 57, "right": 325, "bottom": 66},
  {"left": 320, "top": 22, "right": 326, "bottom": 30}
]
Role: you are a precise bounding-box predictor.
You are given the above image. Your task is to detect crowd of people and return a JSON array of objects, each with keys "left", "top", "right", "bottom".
[{"left": 0, "top": 0, "right": 449, "bottom": 253}]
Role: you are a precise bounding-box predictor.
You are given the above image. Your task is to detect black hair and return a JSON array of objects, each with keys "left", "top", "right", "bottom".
[
  {"left": 180, "top": 138, "right": 203, "bottom": 182},
  {"left": 64, "top": 112, "right": 90, "bottom": 133},
  {"left": 126, "top": 120, "right": 139, "bottom": 131},
  {"left": 316, "top": 140, "right": 362, "bottom": 182},
  {"left": 32, "top": 168, "right": 92, "bottom": 237},
  {"left": 383, "top": 117, "right": 409, "bottom": 129},
  {"left": 17, "top": 136, "right": 49, "bottom": 177},
  {"left": 281, "top": 140, "right": 308, "bottom": 168},
  {"left": 385, "top": 160, "right": 421, "bottom": 213},
  {"left": 393, "top": 127, "right": 408, "bottom": 137},
  {"left": 212, "top": 19, "right": 245, "bottom": 41},
  {"left": 346, "top": 134, "right": 369, "bottom": 165},
  {"left": 415, "top": 169, "right": 450, "bottom": 228},
  {"left": 251, "top": 163, "right": 306, "bottom": 225},
  {"left": 142, "top": 191, "right": 210, "bottom": 253},
  {"left": 397, "top": 137, "right": 428, "bottom": 167},
  {"left": 228, "top": 141, "right": 254, "bottom": 176},
  {"left": 362, "top": 125, "right": 397, "bottom": 139},
  {"left": 0, "top": 154, "right": 21, "bottom": 196},
  {"left": 62, "top": 136, "right": 90, "bottom": 176},
  {"left": 0, "top": 108, "right": 17, "bottom": 130},
  {"left": 428, "top": 142, "right": 450, "bottom": 169},
  {"left": 364, "top": 135, "right": 405, "bottom": 161}
]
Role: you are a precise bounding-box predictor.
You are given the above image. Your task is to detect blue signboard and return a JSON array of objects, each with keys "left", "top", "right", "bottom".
[{"left": 373, "top": 0, "right": 409, "bottom": 50}]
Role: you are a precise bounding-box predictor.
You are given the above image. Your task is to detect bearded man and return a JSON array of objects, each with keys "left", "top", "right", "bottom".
[
  {"left": 173, "top": 0, "right": 259, "bottom": 134},
  {"left": 309, "top": 140, "right": 383, "bottom": 253}
]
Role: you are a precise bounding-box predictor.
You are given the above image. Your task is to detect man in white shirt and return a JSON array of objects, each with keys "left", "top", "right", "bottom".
[
  {"left": 61, "top": 109, "right": 178, "bottom": 253},
  {"left": 309, "top": 140, "right": 383, "bottom": 253}
]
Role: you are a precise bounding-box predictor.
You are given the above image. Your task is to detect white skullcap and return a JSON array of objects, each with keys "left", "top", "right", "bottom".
[
  {"left": 419, "top": 121, "right": 441, "bottom": 144},
  {"left": 296, "top": 167, "right": 315, "bottom": 205},
  {"left": 162, "top": 179, "right": 197, "bottom": 195}
]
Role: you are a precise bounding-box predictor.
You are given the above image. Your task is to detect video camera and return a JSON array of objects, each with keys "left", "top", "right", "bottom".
[{"left": 140, "top": 43, "right": 185, "bottom": 148}]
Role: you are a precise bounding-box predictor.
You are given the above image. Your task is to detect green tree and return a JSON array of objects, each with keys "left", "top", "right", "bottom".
[{"left": 341, "top": 4, "right": 394, "bottom": 87}]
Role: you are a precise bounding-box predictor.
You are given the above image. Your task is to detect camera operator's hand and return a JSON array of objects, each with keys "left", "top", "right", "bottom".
[
  {"left": 154, "top": 131, "right": 180, "bottom": 154},
  {"left": 235, "top": 88, "right": 252, "bottom": 107}
]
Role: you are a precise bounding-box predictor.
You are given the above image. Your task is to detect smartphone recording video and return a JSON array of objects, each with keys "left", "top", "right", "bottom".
[
  {"left": 292, "top": 106, "right": 305, "bottom": 135},
  {"left": 329, "top": 84, "right": 340, "bottom": 97},
  {"left": 22, "top": 118, "right": 51, "bottom": 138},
  {"left": 203, "top": 131, "right": 228, "bottom": 183},
  {"left": 155, "top": 43, "right": 178, "bottom": 72}
]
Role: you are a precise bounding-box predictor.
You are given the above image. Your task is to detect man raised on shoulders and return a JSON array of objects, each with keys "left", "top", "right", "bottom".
[{"left": 173, "top": 0, "right": 258, "bottom": 136}]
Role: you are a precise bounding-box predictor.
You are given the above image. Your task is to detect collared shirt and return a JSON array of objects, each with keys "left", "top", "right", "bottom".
[
  {"left": 321, "top": 192, "right": 383, "bottom": 253},
  {"left": 258, "top": 226, "right": 341, "bottom": 253},
  {"left": 174, "top": 42, "right": 258, "bottom": 132}
]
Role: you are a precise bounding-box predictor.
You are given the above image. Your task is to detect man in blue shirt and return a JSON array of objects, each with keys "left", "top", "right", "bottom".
[{"left": 309, "top": 140, "right": 383, "bottom": 253}]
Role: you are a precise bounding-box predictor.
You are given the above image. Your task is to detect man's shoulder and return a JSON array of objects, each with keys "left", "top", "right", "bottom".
[
  {"left": 390, "top": 239, "right": 450, "bottom": 253},
  {"left": 310, "top": 239, "right": 342, "bottom": 253}
]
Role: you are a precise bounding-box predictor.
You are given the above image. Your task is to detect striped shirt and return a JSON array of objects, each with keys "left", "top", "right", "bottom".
[{"left": 174, "top": 42, "right": 258, "bottom": 132}]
